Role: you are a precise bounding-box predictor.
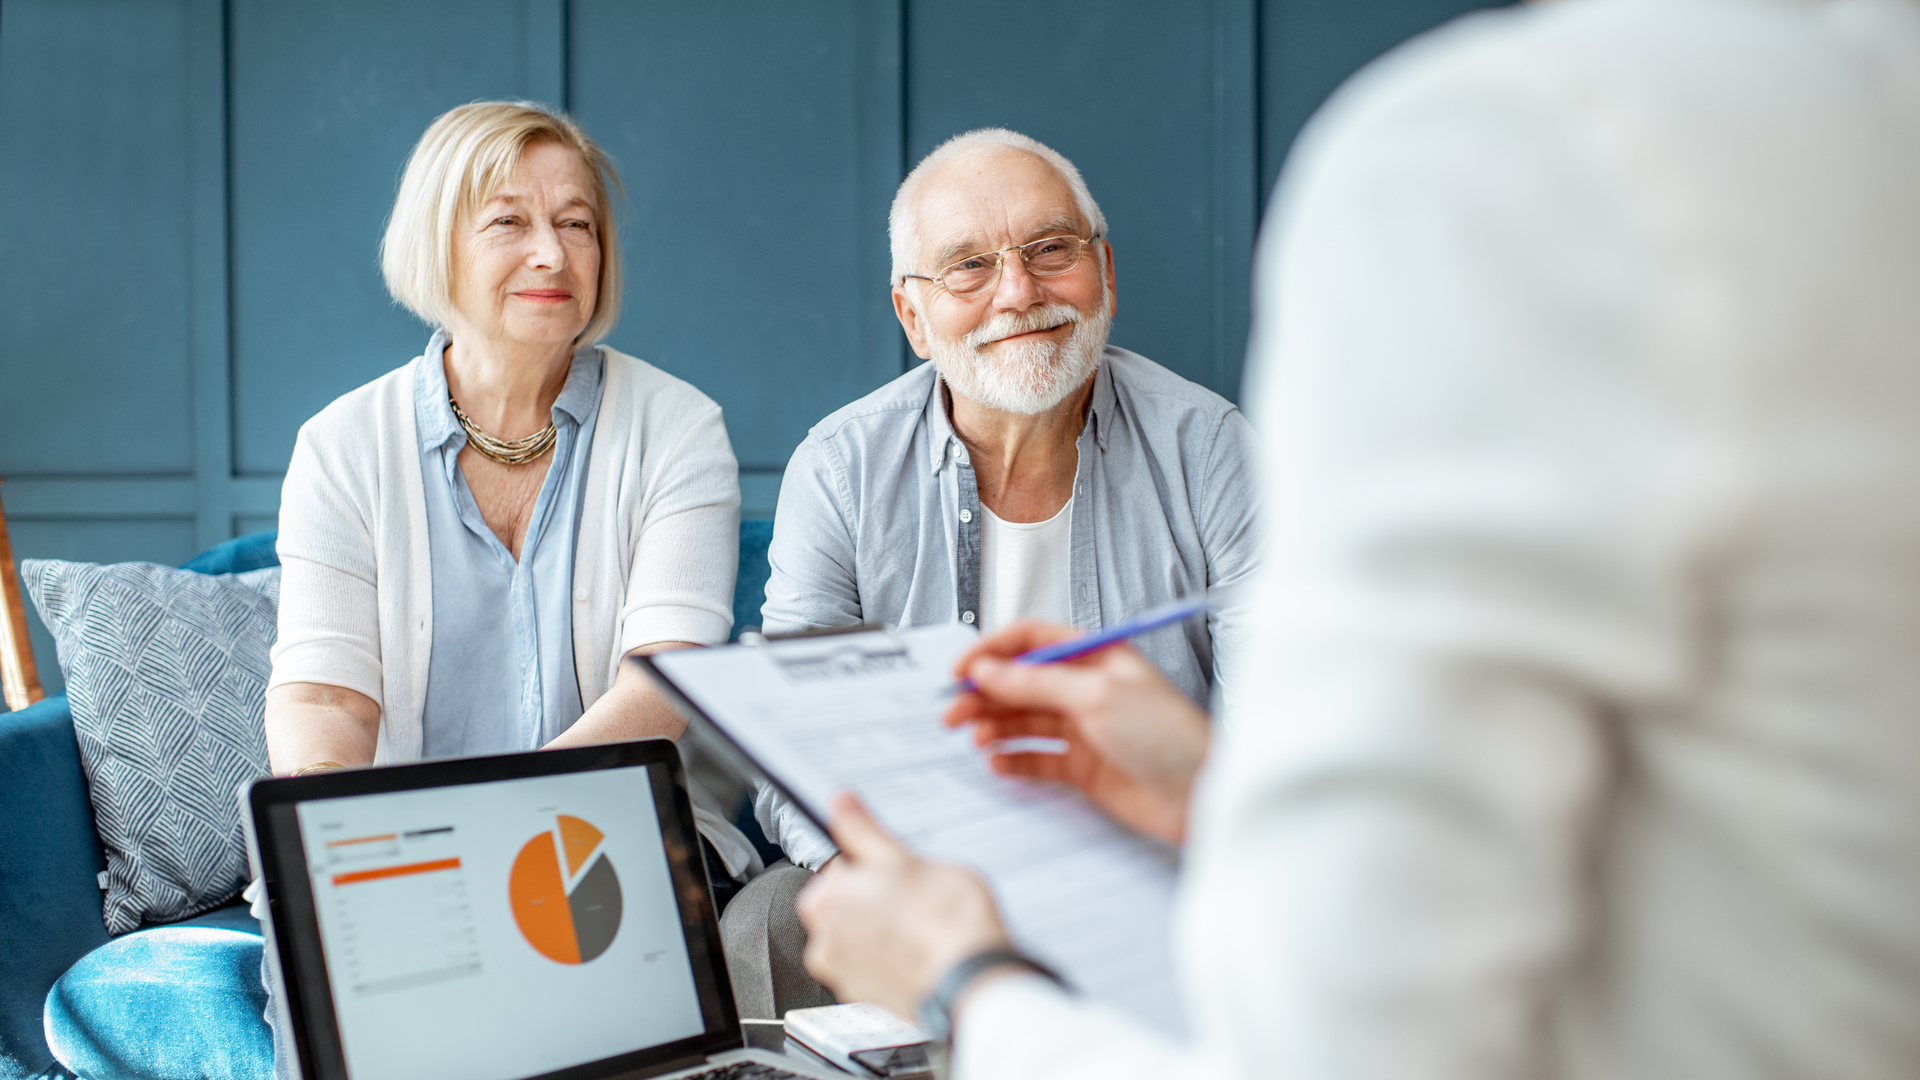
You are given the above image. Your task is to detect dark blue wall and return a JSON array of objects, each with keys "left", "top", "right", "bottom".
[{"left": 0, "top": 0, "right": 1501, "bottom": 698}]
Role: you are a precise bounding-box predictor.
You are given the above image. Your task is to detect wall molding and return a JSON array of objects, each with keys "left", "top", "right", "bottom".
[
  {"left": 2, "top": 468, "right": 787, "bottom": 525},
  {"left": 0, "top": 478, "right": 199, "bottom": 519},
  {"left": 526, "top": 0, "right": 567, "bottom": 111},
  {"left": 1212, "top": 0, "right": 1259, "bottom": 399},
  {"left": 189, "top": 0, "right": 235, "bottom": 551},
  {"left": 859, "top": 0, "right": 908, "bottom": 381}
]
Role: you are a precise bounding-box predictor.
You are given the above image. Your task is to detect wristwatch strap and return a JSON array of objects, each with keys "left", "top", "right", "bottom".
[{"left": 917, "top": 949, "right": 1069, "bottom": 1044}]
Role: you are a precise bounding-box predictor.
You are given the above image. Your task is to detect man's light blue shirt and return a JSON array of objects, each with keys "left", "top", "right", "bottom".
[
  {"left": 414, "top": 330, "right": 604, "bottom": 757},
  {"left": 758, "top": 347, "right": 1259, "bottom": 869},
  {"left": 763, "top": 347, "right": 1258, "bottom": 702}
]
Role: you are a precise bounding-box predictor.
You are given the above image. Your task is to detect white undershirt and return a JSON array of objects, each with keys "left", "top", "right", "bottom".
[{"left": 977, "top": 497, "right": 1073, "bottom": 632}]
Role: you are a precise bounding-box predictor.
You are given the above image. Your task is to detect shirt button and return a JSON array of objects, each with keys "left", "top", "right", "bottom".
[
  {"left": 959, "top": 509, "right": 973, "bottom": 524},
  {"left": 962, "top": 610, "right": 976, "bottom": 624},
  {"left": 574, "top": 587, "right": 589, "bottom": 603}
]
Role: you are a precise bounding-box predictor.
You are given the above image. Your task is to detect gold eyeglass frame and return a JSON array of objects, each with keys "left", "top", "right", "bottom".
[{"left": 900, "top": 233, "right": 1102, "bottom": 299}]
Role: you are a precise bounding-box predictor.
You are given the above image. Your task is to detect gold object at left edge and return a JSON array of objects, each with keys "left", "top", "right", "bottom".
[{"left": 0, "top": 478, "right": 47, "bottom": 711}]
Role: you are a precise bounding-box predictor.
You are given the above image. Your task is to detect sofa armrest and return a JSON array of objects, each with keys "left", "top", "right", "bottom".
[
  {"left": 0, "top": 694, "right": 109, "bottom": 1076},
  {"left": 731, "top": 518, "right": 774, "bottom": 642}
]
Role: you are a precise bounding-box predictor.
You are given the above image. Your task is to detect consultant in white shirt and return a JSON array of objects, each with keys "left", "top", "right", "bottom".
[{"left": 955, "top": 0, "right": 1920, "bottom": 1077}]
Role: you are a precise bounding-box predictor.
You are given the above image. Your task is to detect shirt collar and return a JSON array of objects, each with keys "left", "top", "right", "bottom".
[
  {"left": 1087, "top": 348, "right": 1116, "bottom": 450},
  {"left": 925, "top": 374, "right": 962, "bottom": 475},
  {"left": 414, "top": 330, "right": 461, "bottom": 453},
  {"left": 924, "top": 348, "right": 1116, "bottom": 475},
  {"left": 413, "top": 329, "right": 603, "bottom": 453},
  {"left": 549, "top": 342, "right": 604, "bottom": 426}
]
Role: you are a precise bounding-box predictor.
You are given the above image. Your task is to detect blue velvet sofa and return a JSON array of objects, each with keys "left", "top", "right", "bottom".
[{"left": 0, "top": 521, "right": 776, "bottom": 1080}]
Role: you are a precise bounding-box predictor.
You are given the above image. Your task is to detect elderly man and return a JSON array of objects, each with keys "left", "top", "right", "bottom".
[{"left": 716, "top": 128, "right": 1258, "bottom": 1016}]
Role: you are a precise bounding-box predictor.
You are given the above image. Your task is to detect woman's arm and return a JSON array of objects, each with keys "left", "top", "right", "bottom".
[
  {"left": 264, "top": 682, "right": 381, "bottom": 774},
  {"left": 544, "top": 641, "right": 697, "bottom": 748},
  {"left": 613, "top": 398, "right": 740, "bottom": 652},
  {"left": 268, "top": 409, "right": 389, "bottom": 774},
  {"left": 269, "top": 646, "right": 692, "bottom": 766},
  {"left": 558, "top": 389, "right": 737, "bottom": 742}
]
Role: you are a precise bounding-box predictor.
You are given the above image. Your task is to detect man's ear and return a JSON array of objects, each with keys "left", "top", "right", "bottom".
[
  {"left": 1102, "top": 240, "right": 1117, "bottom": 321},
  {"left": 892, "top": 284, "right": 934, "bottom": 359}
]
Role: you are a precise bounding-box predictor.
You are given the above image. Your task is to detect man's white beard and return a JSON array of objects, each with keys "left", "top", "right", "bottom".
[{"left": 929, "top": 287, "right": 1111, "bottom": 416}]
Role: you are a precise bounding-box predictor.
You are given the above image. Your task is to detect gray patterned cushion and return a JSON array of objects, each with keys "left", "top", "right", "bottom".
[{"left": 21, "top": 560, "right": 277, "bottom": 934}]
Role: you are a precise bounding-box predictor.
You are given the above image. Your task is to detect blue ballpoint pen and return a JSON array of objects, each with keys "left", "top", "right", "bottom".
[{"left": 949, "top": 595, "right": 1213, "bottom": 694}]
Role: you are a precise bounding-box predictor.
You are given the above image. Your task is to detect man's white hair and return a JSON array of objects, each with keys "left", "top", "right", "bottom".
[{"left": 889, "top": 128, "right": 1108, "bottom": 283}]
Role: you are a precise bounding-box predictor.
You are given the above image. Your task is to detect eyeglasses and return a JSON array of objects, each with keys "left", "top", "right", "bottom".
[{"left": 901, "top": 233, "right": 1100, "bottom": 299}]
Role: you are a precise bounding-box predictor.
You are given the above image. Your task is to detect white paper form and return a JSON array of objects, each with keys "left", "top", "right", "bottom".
[{"left": 651, "top": 624, "right": 1185, "bottom": 1034}]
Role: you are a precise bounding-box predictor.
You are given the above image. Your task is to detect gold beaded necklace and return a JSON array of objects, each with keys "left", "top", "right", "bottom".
[{"left": 448, "top": 397, "right": 558, "bottom": 466}]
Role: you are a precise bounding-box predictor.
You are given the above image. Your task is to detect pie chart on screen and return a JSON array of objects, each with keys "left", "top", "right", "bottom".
[{"left": 509, "top": 814, "right": 623, "bottom": 964}]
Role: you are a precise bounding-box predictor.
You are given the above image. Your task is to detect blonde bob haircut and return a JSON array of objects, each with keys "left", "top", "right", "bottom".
[{"left": 381, "top": 101, "right": 623, "bottom": 345}]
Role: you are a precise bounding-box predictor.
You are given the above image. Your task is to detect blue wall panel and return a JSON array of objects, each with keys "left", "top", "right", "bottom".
[
  {"left": 0, "top": 0, "right": 196, "bottom": 475},
  {"left": 1, "top": 0, "right": 1504, "bottom": 706}
]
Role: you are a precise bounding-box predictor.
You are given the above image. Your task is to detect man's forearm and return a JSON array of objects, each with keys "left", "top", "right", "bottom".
[{"left": 755, "top": 781, "right": 840, "bottom": 871}]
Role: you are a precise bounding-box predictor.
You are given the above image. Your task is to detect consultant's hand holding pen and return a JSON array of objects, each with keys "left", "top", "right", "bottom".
[
  {"left": 941, "top": 621, "right": 1210, "bottom": 847},
  {"left": 946, "top": 596, "right": 1212, "bottom": 694},
  {"left": 799, "top": 616, "right": 1213, "bottom": 1025}
]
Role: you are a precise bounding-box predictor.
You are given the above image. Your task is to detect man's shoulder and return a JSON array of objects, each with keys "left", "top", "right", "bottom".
[
  {"left": 804, "top": 361, "right": 939, "bottom": 445},
  {"left": 1103, "top": 347, "right": 1239, "bottom": 422}
]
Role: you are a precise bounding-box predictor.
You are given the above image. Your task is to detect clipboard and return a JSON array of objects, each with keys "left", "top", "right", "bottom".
[
  {"left": 635, "top": 624, "right": 901, "bottom": 835},
  {"left": 631, "top": 624, "right": 1188, "bottom": 1035}
]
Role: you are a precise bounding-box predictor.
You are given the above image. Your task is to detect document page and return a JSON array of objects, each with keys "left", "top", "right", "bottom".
[{"left": 651, "top": 625, "right": 1184, "bottom": 1033}]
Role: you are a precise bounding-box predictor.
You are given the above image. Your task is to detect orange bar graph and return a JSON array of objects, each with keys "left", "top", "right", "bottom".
[
  {"left": 325, "top": 833, "right": 399, "bottom": 848},
  {"left": 332, "top": 857, "right": 461, "bottom": 887}
]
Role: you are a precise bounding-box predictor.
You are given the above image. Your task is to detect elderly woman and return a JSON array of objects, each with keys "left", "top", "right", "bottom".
[{"left": 265, "top": 103, "right": 757, "bottom": 905}]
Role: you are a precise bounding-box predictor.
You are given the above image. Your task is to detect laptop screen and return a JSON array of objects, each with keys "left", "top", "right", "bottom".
[{"left": 250, "top": 743, "right": 739, "bottom": 1080}]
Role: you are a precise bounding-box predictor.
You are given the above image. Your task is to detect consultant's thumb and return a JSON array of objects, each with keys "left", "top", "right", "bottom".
[{"left": 826, "top": 789, "right": 905, "bottom": 866}]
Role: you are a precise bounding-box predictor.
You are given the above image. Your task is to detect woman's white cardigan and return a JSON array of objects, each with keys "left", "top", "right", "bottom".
[{"left": 269, "top": 346, "right": 757, "bottom": 872}]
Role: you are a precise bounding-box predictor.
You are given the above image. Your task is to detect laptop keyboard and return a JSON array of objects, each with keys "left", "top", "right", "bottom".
[{"left": 681, "top": 1063, "right": 813, "bottom": 1080}]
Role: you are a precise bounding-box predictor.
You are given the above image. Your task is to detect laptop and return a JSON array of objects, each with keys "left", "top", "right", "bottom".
[{"left": 244, "top": 740, "right": 842, "bottom": 1080}]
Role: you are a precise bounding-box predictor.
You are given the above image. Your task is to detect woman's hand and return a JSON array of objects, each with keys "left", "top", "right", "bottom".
[
  {"left": 542, "top": 641, "right": 698, "bottom": 748},
  {"left": 797, "top": 791, "right": 1012, "bottom": 1019},
  {"left": 944, "top": 622, "right": 1211, "bottom": 845},
  {"left": 264, "top": 682, "right": 380, "bottom": 775}
]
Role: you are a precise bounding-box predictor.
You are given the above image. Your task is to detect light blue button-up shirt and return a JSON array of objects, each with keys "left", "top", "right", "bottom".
[
  {"left": 764, "top": 348, "right": 1258, "bottom": 706},
  {"left": 758, "top": 347, "right": 1260, "bottom": 868},
  {"left": 414, "top": 330, "right": 604, "bottom": 757}
]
